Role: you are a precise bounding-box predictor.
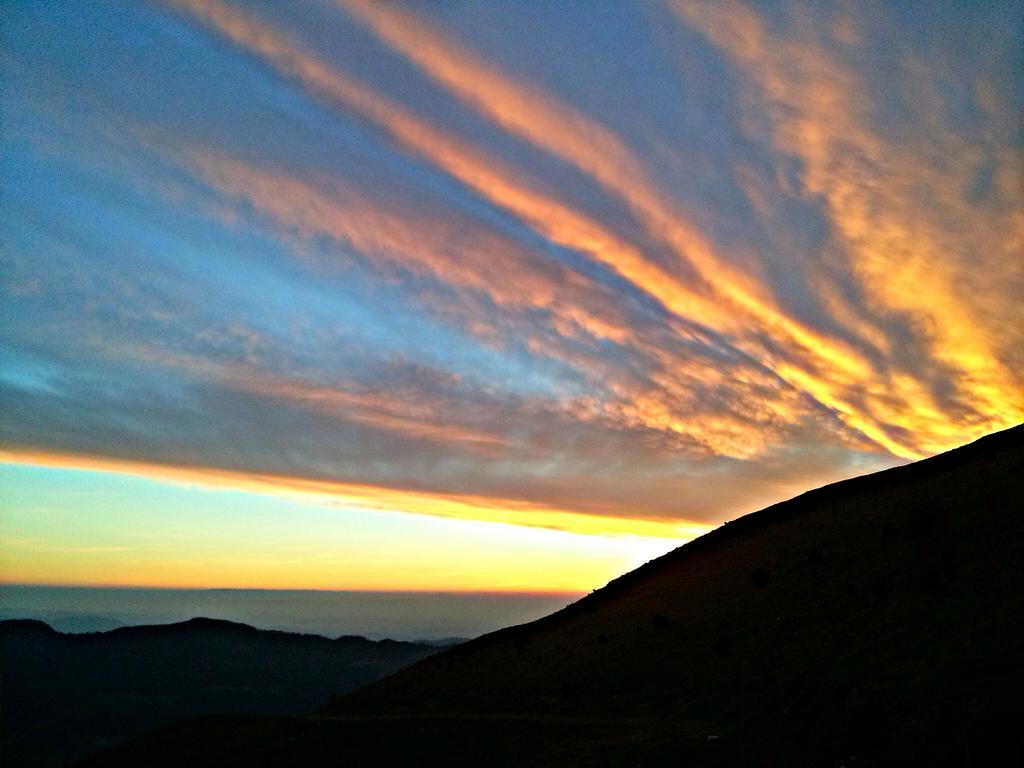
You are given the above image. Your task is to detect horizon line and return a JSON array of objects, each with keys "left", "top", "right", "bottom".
[{"left": 0, "top": 581, "right": 586, "bottom": 597}]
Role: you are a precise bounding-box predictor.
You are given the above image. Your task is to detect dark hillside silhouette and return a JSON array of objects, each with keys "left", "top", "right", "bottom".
[
  {"left": 85, "top": 424, "right": 1024, "bottom": 766},
  {"left": 0, "top": 618, "right": 446, "bottom": 766}
]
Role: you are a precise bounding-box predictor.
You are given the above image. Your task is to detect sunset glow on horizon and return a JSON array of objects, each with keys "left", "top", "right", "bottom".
[
  {"left": 0, "top": 460, "right": 681, "bottom": 593},
  {"left": 2, "top": 1, "right": 1021, "bottom": 591}
]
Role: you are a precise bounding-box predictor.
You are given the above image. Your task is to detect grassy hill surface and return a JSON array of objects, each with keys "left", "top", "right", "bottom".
[
  {"left": 0, "top": 617, "right": 445, "bottom": 766},
  {"left": 84, "top": 425, "right": 1024, "bottom": 766}
]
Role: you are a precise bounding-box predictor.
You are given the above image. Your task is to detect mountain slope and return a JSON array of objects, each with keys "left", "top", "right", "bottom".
[
  {"left": 0, "top": 618, "right": 445, "bottom": 767},
  {"left": 86, "top": 425, "right": 1024, "bottom": 766}
]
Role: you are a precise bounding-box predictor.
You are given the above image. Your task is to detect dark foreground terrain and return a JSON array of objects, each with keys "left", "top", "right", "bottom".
[
  {"left": 74, "top": 426, "right": 1024, "bottom": 765},
  {"left": 0, "top": 617, "right": 445, "bottom": 766}
]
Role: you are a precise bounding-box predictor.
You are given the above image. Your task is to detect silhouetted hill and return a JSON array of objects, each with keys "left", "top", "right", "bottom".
[
  {"left": 0, "top": 614, "right": 126, "bottom": 634},
  {"left": 83, "top": 425, "right": 1024, "bottom": 766},
  {"left": 0, "top": 617, "right": 445, "bottom": 766}
]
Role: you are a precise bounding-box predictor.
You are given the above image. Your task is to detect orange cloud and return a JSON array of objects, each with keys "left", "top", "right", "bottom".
[
  {"left": 229, "top": 375, "right": 509, "bottom": 454},
  {"left": 186, "top": 148, "right": 635, "bottom": 346},
  {"left": 0, "top": 448, "right": 711, "bottom": 541},
  {"left": 177, "top": 149, "right": 824, "bottom": 461},
  {"left": 166, "top": 0, "right": 1021, "bottom": 464},
  {"left": 342, "top": 0, "right": 1024, "bottom": 459},
  {"left": 167, "top": 1, "right": 872, "bottom": 450},
  {"left": 338, "top": 0, "right": 924, "bottom": 456},
  {"left": 673, "top": 0, "right": 1024, "bottom": 454},
  {"left": 172, "top": 0, "right": 933, "bottom": 459}
]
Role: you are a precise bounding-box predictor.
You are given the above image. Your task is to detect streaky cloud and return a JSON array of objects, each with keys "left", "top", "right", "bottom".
[
  {"left": 0, "top": 448, "right": 711, "bottom": 541},
  {"left": 2, "top": 0, "right": 1018, "bottom": 551},
  {"left": 674, "top": 0, "right": 1024, "bottom": 453}
]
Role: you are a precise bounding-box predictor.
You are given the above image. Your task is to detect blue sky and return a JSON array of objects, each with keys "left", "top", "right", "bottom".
[{"left": 1, "top": 0, "right": 1021, "bottom": 589}]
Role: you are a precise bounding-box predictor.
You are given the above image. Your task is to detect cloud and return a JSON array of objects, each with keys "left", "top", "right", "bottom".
[
  {"left": 185, "top": 148, "right": 638, "bottom": 346},
  {"left": 336, "top": 0, "right": 932, "bottom": 458},
  {"left": 672, "top": 0, "right": 1024, "bottom": 453},
  {"left": 2, "top": 1, "right": 1018, "bottom": 542},
  {"left": 0, "top": 448, "right": 711, "bottom": 541},
  {"left": 168, "top": 0, "right": 997, "bottom": 460}
]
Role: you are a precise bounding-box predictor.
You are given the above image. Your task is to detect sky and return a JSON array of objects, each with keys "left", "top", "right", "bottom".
[{"left": 1, "top": 0, "right": 1021, "bottom": 592}]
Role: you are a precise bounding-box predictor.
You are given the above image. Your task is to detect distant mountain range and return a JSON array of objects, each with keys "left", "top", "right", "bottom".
[
  {"left": 0, "top": 617, "right": 448, "bottom": 766},
  {"left": 80, "top": 424, "right": 1024, "bottom": 766},
  {"left": 0, "top": 614, "right": 126, "bottom": 634}
]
